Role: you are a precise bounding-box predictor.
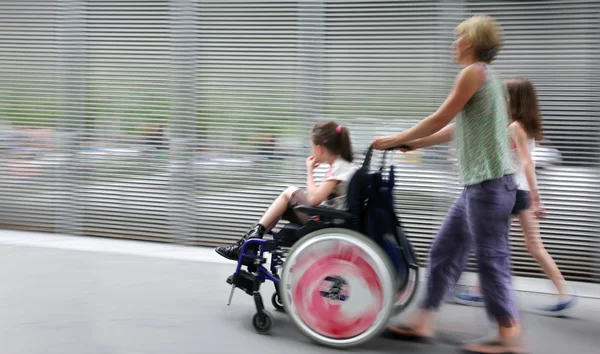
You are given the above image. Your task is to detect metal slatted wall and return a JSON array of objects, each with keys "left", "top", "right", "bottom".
[
  {"left": 0, "top": 0, "right": 598, "bottom": 282},
  {"left": 0, "top": 1, "right": 61, "bottom": 231},
  {"left": 79, "top": 1, "right": 173, "bottom": 241},
  {"left": 195, "top": 1, "right": 309, "bottom": 244}
]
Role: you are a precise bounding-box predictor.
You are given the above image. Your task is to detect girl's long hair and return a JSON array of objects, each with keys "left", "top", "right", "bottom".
[{"left": 506, "top": 78, "right": 543, "bottom": 141}]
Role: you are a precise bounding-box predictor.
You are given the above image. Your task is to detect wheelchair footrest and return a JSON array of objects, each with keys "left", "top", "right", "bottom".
[
  {"left": 226, "top": 270, "right": 257, "bottom": 296},
  {"left": 240, "top": 251, "right": 269, "bottom": 267}
]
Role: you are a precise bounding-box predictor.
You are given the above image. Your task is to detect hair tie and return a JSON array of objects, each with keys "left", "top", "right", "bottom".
[{"left": 335, "top": 125, "right": 343, "bottom": 134}]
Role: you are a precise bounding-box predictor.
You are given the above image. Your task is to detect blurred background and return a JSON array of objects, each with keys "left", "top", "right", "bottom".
[{"left": 0, "top": 0, "right": 598, "bottom": 286}]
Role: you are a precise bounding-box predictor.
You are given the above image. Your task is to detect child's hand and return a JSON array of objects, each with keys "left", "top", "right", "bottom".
[
  {"left": 533, "top": 202, "right": 548, "bottom": 220},
  {"left": 531, "top": 193, "right": 547, "bottom": 220},
  {"left": 306, "top": 156, "right": 320, "bottom": 171}
]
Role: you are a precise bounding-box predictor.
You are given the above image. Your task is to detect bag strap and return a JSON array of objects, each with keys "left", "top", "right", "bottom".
[{"left": 362, "top": 145, "right": 389, "bottom": 171}]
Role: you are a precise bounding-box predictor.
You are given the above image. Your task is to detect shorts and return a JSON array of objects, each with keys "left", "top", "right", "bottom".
[
  {"left": 281, "top": 189, "right": 312, "bottom": 225},
  {"left": 511, "top": 189, "right": 530, "bottom": 216}
]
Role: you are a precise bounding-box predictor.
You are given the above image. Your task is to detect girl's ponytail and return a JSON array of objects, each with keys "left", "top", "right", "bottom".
[
  {"left": 312, "top": 121, "right": 354, "bottom": 162},
  {"left": 337, "top": 125, "right": 354, "bottom": 162}
]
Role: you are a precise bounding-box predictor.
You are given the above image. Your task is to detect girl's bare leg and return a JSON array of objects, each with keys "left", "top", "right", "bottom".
[
  {"left": 259, "top": 186, "right": 300, "bottom": 232},
  {"left": 215, "top": 186, "right": 300, "bottom": 260},
  {"left": 519, "top": 210, "right": 570, "bottom": 298}
]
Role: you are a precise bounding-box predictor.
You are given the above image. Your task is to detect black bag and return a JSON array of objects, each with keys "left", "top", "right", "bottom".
[{"left": 346, "top": 146, "right": 417, "bottom": 276}]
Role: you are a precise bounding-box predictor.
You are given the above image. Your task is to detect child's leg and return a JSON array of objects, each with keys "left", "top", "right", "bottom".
[
  {"left": 215, "top": 186, "right": 307, "bottom": 260},
  {"left": 519, "top": 209, "right": 569, "bottom": 298},
  {"left": 260, "top": 187, "right": 310, "bottom": 232},
  {"left": 454, "top": 278, "right": 484, "bottom": 306}
]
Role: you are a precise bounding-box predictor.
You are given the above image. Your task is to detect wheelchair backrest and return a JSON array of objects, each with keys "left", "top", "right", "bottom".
[
  {"left": 346, "top": 147, "right": 415, "bottom": 274},
  {"left": 346, "top": 147, "right": 399, "bottom": 241}
]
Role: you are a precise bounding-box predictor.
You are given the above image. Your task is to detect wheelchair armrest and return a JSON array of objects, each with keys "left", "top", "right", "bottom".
[{"left": 294, "top": 205, "right": 352, "bottom": 221}]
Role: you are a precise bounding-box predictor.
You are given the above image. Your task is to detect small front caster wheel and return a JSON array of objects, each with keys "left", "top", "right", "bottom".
[
  {"left": 271, "top": 292, "right": 285, "bottom": 312},
  {"left": 252, "top": 310, "right": 273, "bottom": 334}
]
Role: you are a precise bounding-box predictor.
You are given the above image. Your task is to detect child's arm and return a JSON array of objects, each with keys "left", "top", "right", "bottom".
[
  {"left": 305, "top": 156, "right": 339, "bottom": 206},
  {"left": 510, "top": 122, "right": 545, "bottom": 218}
]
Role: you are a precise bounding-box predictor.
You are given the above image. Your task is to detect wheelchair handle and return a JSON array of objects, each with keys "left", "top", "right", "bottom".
[{"left": 362, "top": 144, "right": 409, "bottom": 170}]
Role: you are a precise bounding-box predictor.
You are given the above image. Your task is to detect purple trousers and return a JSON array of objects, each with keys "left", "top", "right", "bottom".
[{"left": 420, "top": 174, "right": 519, "bottom": 327}]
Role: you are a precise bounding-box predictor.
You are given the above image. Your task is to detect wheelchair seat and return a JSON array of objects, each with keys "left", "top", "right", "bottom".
[
  {"left": 272, "top": 223, "right": 303, "bottom": 247},
  {"left": 272, "top": 205, "right": 352, "bottom": 248},
  {"left": 294, "top": 205, "right": 352, "bottom": 222}
]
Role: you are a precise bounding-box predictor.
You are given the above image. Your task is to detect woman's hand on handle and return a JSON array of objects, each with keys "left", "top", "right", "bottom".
[
  {"left": 371, "top": 135, "right": 402, "bottom": 151},
  {"left": 370, "top": 136, "right": 413, "bottom": 152}
]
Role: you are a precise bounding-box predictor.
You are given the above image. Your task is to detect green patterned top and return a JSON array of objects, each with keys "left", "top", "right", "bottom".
[{"left": 454, "top": 64, "right": 514, "bottom": 186}]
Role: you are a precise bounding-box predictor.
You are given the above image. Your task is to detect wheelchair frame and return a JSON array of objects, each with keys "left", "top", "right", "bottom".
[
  {"left": 225, "top": 204, "right": 420, "bottom": 339},
  {"left": 224, "top": 145, "right": 420, "bottom": 346},
  {"left": 226, "top": 207, "right": 349, "bottom": 333}
]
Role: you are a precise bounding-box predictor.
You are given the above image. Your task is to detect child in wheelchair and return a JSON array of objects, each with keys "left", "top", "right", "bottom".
[
  {"left": 215, "top": 120, "right": 359, "bottom": 261},
  {"left": 219, "top": 130, "right": 420, "bottom": 342}
]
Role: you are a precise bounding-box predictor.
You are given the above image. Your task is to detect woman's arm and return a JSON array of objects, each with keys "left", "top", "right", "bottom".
[
  {"left": 404, "top": 123, "right": 455, "bottom": 151},
  {"left": 372, "top": 64, "right": 483, "bottom": 150}
]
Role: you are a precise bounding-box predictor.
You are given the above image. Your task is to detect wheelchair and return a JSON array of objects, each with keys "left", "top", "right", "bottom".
[{"left": 224, "top": 147, "right": 420, "bottom": 349}]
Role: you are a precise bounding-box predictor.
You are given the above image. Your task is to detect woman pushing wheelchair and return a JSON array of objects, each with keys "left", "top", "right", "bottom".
[{"left": 373, "top": 14, "right": 527, "bottom": 354}]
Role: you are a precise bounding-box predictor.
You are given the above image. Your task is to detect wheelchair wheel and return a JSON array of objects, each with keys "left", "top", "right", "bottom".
[
  {"left": 252, "top": 310, "right": 273, "bottom": 335},
  {"left": 271, "top": 292, "right": 284, "bottom": 312},
  {"left": 279, "top": 228, "right": 396, "bottom": 348},
  {"left": 393, "top": 266, "right": 419, "bottom": 315},
  {"left": 392, "top": 236, "right": 420, "bottom": 314}
]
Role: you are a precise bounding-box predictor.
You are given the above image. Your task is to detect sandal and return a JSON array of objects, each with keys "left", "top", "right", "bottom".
[{"left": 383, "top": 324, "right": 435, "bottom": 344}]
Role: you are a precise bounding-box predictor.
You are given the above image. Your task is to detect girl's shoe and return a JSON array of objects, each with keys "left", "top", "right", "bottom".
[
  {"left": 535, "top": 295, "right": 577, "bottom": 317},
  {"left": 454, "top": 289, "right": 485, "bottom": 307}
]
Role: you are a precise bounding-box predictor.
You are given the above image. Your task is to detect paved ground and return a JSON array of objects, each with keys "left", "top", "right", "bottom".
[{"left": 0, "top": 232, "right": 598, "bottom": 354}]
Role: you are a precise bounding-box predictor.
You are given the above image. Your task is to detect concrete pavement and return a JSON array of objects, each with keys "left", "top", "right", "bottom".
[{"left": 0, "top": 230, "right": 598, "bottom": 354}]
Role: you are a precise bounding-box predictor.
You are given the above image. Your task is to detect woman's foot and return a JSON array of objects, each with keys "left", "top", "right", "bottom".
[
  {"left": 385, "top": 311, "right": 436, "bottom": 343},
  {"left": 461, "top": 335, "right": 529, "bottom": 354},
  {"left": 385, "top": 323, "right": 435, "bottom": 343},
  {"left": 215, "top": 224, "right": 265, "bottom": 260},
  {"left": 461, "top": 325, "right": 528, "bottom": 354}
]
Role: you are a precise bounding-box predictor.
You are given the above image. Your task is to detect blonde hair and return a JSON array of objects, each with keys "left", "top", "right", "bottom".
[{"left": 455, "top": 14, "right": 504, "bottom": 62}]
